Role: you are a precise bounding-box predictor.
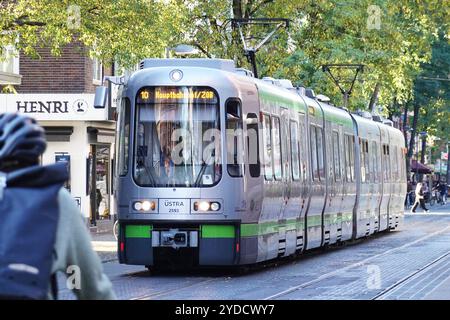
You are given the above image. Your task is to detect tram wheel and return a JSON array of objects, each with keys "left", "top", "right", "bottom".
[{"left": 145, "top": 265, "right": 155, "bottom": 274}]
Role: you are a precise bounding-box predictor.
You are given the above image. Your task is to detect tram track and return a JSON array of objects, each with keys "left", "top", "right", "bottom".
[
  {"left": 263, "top": 224, "right": 450, "bottom": 300},
  {"left": 371, "top": 250, "right": 450, "bottom": 300},
  {"left": 112, "top": 217, "right": 450, "bottom": 300},
  {"left": 132, "top": 278, "right": 219, "bottom": 300}
]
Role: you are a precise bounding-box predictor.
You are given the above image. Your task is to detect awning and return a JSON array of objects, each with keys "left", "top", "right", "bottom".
[
  {"left": 411, "top": 160, "right": 433, "bottom": 174},
  {"left": 87, "top": 127, "right": 115, "bottom": 144},
  {"left": 44, "top": 126, "right": 74, "bottom": 142}
]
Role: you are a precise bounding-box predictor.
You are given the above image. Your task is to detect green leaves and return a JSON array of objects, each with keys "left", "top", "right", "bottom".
[
  {"left": 0, "top": 0, "right": 186, "bottom": 67},
  {"left": 1, "top": 0, "right": 447, "bottom": 126}
]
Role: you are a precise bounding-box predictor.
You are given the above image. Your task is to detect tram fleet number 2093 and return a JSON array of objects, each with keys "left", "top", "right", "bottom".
[{"left": 175, "top": 304, "right": 275, "bottom": 317}]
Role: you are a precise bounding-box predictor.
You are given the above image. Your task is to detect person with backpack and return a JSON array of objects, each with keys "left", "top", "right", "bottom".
[{"left": 0, "top": 113, "right": 116, "bottom": 300}]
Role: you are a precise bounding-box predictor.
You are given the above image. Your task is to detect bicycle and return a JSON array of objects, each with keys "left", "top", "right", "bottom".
[{"left": 428, "top": 190, "right": 440, "bottom": 207}]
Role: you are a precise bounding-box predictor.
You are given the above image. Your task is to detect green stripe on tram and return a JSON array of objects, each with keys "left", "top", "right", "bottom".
[
  {"left": 125, "top": 225, "right": 152, "bottom": 238},
  {"left": 240, "top": 212, "right": 352, "bottom": 237},
  {"left": 201, "top": 225, "right": 235, "bottom": 238},
  {"left": 241, "top": 219, "right": 303, "bottom": 237}
]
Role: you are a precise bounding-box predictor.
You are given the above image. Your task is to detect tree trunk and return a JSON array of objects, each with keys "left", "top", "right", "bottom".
[
  {"left": 232, "top": 0, "right": 243, "bottom": 19},
  {"left": 447, "top": 144, "right": 450, "bottom": 183},
  {"left": 368, "top": 82, "right": 381, "bottom": 113},
  {"left": 407, "top": 102, "right": 420, "bottom": 181},
  {"left": 403, "top": 103, "right": 410, "bottom": 179},
  {"left": 421, "top": 135, "right": 427, "bottom": 163}
]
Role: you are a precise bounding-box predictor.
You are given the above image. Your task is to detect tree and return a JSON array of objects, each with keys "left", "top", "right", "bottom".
[
  {"left": 410, "top": 32, "right": 450, "bottom": 163},
  {"left": 183, "top": 0, "right": 446, "bottom": 115},
  {"left": 0, "top": 0, "right": 186, "bottom": 68}
]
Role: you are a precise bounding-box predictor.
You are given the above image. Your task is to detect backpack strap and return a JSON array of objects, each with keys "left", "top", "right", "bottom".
[{"left": 0, "top": 172, "right": 6, "bottom": 201}]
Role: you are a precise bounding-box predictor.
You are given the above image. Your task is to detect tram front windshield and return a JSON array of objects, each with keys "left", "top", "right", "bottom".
[{"left": 134, "top": 86, "right": 221, "bottom": 187}]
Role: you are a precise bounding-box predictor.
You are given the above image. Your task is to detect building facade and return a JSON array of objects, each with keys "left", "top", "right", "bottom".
[
  {"left": 0, "top": 45, "right": 21, "bottom": 86},
  {"left": 0, "top": 41, "right": 116, "bottom": 226}
]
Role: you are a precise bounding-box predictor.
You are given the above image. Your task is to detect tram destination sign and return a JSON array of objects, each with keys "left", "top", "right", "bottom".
[{"left": 137, "top": 87, "right": 218, "bottom": 104}]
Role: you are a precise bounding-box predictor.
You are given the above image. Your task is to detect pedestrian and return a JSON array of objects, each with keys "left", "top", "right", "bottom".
[
  {"left": 410, "top": 182, "right": 429, "bottom": 213},
  {"left": 0, "top": 113, "right": 116, "bottom": 300},
  {"left": 438, "top": 181, "right": 448, "bottom": 205}
]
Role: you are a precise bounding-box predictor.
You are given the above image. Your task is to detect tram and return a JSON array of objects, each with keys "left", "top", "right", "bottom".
[{"left": 94, "top": 58, "right": 407, "bottom": 268}]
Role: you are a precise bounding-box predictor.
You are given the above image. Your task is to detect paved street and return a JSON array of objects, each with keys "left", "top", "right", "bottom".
[{"left": 59, "top": 203, "right": 450, "bottom": 300}]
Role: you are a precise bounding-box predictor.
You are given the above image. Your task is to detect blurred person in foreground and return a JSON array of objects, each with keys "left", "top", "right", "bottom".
[{"left": 0, "top": 113, "right": 116, "bottom": 300}]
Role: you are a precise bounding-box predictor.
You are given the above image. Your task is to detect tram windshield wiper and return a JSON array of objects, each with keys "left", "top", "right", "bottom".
[{"left": 194, "top": 161, "right": 208, "bottom": 187}]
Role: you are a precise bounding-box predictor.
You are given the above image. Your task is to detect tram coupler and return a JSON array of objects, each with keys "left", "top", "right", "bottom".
[{"left": 152, "top": 229, "right": 198, "bottom": 249}]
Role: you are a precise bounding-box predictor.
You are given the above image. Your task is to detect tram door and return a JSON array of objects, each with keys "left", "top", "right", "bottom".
[{"left": 89, "top": 144, "right": 111, "bottom": 225}]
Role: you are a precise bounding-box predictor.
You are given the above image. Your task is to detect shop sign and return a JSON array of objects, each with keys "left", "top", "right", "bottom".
[{"left": 0, "top": 94, "right": 109, "bottom": 121}]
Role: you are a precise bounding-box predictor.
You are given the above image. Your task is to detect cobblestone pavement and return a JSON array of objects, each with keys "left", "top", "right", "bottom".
[{"left": 58, "top": 203, "right": 450, "bottom": 300}]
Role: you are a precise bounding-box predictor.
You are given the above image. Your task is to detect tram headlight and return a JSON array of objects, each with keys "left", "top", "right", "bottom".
[
  {"left": 210, "top": 202, "right": 220, "bottom": 211},
  {"left": 193, "top": 201, "right": 221, "bottom": 212},
  {"left": 133, "top": 201, "right": 156, "bottom": 212},
  {"left": 133, "top": 202, "right": 143, "bottom": 211},
  {"left": 198, "top": 201, "right": 210, "bottom": 212},
  {"left": 141, "top": 201, "right": 152, "bottom": 211}
]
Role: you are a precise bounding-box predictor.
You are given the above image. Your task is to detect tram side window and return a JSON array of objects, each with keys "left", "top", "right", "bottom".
[
  {"left": 360, "top": 139, "right": 366, "bottom": 183},
  {"left": 299, "top": 113, "right": 308, "bottom": 182},
  {"left": 393, "top": 146, "right": 399, "bottom": 182},
  {"left": 372, "top": 141, "right": 379, "bottom": 183},
  {"left": 272, "top": 116, "right": 282, "bottom": 180},
  {"left": 365, "top": 140, "right": 371, "bottom": 182},
  {"left": 316, "top": 127, "right": 325, "bottom": 180},
  {"left": 344, "top": 134, "right": 351, "bottom": 182},
  {"left": 383, "top": 145, "right": 390, "bottom": 182},
  {"left": 332, "top": 131, "right": 341, "bottom": 181},
  {"left": 262, "top": 114, "right": 273, "bottom": 180},
  {"left": 247, "top": 113, "right": 260, "bottom": 177},
  {"left": 290, "top": 121, "right": 301, "bottom": 181},
  {"left": 400, "top": 150, "right": 406, "bottom": 181},
  {"left": 348, "top": 135, "right": 355, "bottom": 182},
  {"left": 310, "top": 125, "right": 319, "bottom": 181},
  {"left": 118, "top": 98, "right": 131, "bottom": 176},
  {"left": 226, "top": 99, "right": 244, "bottom": 177}
]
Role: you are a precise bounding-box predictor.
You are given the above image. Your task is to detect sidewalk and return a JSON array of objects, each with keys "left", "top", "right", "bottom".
[
  {"left": 405, "top": 202, "right": 450, "bottom": 215},
  {"left": 90, "top": 229, "right": 117, "bottom": 262}
]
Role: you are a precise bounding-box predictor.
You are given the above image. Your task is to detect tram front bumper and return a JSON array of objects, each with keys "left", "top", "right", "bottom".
[{"left": 118, "top": 224, "right": 238, "bottom": 266}]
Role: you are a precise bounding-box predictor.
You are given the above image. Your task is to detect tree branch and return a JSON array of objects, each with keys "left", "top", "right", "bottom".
[
  {"left": 249, "top": 0, "right": 274, "bottom": 16},
  {"left": 191, "top": 42, "right": 212, "bottom": 58}
]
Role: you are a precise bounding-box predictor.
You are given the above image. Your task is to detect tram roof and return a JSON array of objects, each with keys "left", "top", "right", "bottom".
[{"left": 139, "top": 58, "right": 236, "bottom": 72}]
